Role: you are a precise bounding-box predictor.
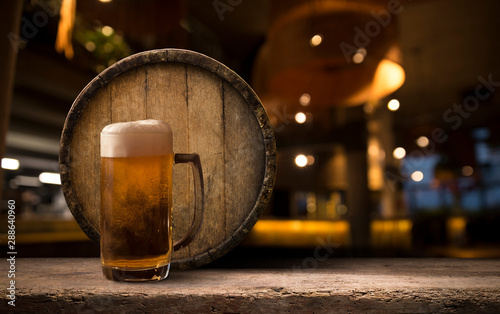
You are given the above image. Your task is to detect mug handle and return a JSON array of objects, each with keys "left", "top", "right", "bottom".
[{"left": 172, "top": 153, "right": 204, "bottom": 250}]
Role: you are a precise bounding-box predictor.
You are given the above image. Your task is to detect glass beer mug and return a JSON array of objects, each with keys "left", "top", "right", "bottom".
[{"left": 100, "top": 119, "right": 204, "bottom": 281}]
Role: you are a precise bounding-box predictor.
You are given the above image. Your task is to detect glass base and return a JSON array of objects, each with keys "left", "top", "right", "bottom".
[{"left": 102, "top": 263, "right": 170, "bottom": 282}]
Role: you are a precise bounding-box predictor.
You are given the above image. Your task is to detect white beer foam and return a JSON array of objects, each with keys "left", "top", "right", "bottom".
[{"left": 100, "top": 120, "right": 173, "bottom": 157}]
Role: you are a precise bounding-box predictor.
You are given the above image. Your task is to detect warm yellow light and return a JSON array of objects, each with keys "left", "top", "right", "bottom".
[
  {"left": 39, "top": 172, "right": 61, "bottom": 185},
  {"left": 388, "top": 99, "right": 400, "bottom": 111},
  {"left": 368, "top": 142, "right": 379, "bottom": 156},
  {"left": 85, "top": 41, "right": 96, "bottom": 52},
  {"left": 416, "top": 136, "right": 429, "bottom": 147},
  {"left": 295, "top": 112, "right": 306, "bottom": 124},
  {"left": 352, "top": 53, "right": 364, "bottom": 64},
  {"left": 393, "top": 147, "right": 406, "bottom": 159},
  {"left": 295, "top": 154, "right": 307, "bottom": 167},
  {"left": 306, "top": 155, "right": 315, "bottom": 165},
  {"left": 371, "top": 219, "right": 413, "bottom": 249},
  {"left": 352, "top": 49, "right": 366, "bottom": 64},
  {"left": 411, "top": 171, "right": 424, "bottom": 182},
  {"left": 101, "top": 25, "right": 114, "bottom": 37},
  {"left": 447, "top": 217, "right": 466, "bottom": 233},
  {"left": 247, "top": 220, "right": 351, "bottom": 247},
  {"left": 343, "top": 58, "right": 405, "bottom": 106},
  {"left": 337, "top": 204, "right": 347, "bottom": 215},
  {"left": 357, "top": 47, "right": 367, "bottom": 56},
  {"left": 2, "top": 158, "right": 20, "bottom": 170},
  {"left": 373, "top": 60, "right": 405, "bottom": 100},
  {"left": 462, "top": 166, "right": 473, "bottom": 176},
  {"left": 299, "top": 93, "right": 311, "bottom": 106},
  {"left": 310, "top": 34, "right": 323, "bottom": 47},
  {"left": 99, "top": 0, "right": 112, "bottom": 3}
]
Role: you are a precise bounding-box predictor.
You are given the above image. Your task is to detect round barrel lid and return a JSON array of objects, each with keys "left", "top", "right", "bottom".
[{"left": 60, "top": 49, "right": 276, "bottom": 269}]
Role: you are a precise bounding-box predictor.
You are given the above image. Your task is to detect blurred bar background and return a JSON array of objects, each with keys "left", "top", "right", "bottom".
[{"left": 1, "top": 0, "right": 500, "bottom": 259}]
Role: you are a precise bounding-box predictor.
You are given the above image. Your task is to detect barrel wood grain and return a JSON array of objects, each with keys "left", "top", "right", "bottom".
[
  {"left": 223, "top": 82, "right": 265, "bottom": 238},
  {"left": 186, "top": 65, "right": 226, "bottom": 261},
  {"left": 70, "top": 84, "right": 111, "bottom": 233},
  {"left": 146, "top": 62, "right": 192, "bottom": 260},
  {"left": 60, "top": 49, "right": 276, "bottom": 269}
]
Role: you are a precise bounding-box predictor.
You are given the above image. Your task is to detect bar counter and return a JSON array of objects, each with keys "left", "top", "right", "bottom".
[{"left": 1, "top": 258, "right": 499, "bottom": 312}]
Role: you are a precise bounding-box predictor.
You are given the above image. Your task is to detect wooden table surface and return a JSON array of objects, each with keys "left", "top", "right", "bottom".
[{"left": 1, "top": 258, "right": 499, "bottom": 313}]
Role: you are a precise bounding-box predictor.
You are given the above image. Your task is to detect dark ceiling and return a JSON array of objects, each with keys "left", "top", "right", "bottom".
[{"left": 4, "top": 0, "right": 500, "bottom": 172}]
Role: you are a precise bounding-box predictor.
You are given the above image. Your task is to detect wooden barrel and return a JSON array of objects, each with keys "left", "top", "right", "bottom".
[{"left": 59, "top": 49, "right": 276, "bottom": 269}]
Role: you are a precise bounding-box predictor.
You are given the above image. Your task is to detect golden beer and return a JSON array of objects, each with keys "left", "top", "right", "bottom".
[
  {"left": 100, "top": 120, "right": 174, "bottom": 281},
  {"left": 100, "top": 154, "right": 173, "bottom": 271},
  {"left": 100, "top": 119, "right": 204, "bottom": 282}
]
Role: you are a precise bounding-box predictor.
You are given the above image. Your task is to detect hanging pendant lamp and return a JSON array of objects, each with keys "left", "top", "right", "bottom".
[{"left": 253, "top": 0, "right": 405, "bottom": 110}]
